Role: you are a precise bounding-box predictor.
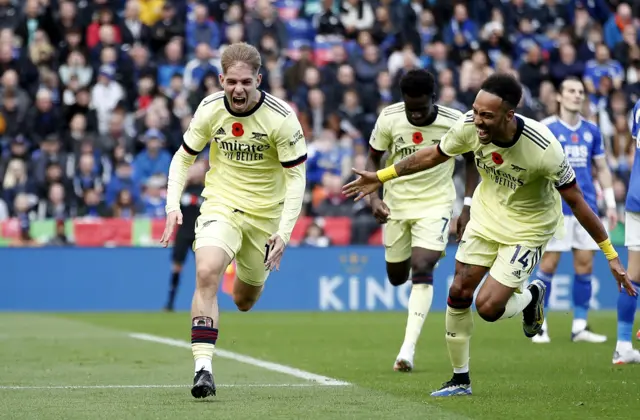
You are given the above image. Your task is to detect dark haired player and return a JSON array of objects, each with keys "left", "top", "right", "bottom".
[
  {"left": 366, "top": 69, "right": 478, "bottom": 372},
  {"left": 344, "top": 73, "right": 635, "bottom": 395},
  {"left": 165, "top": 160, "right": 207, "bottom": 312}
]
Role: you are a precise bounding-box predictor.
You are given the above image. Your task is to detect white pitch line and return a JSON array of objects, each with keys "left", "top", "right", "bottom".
[
  {"left": 129, "top": 333, "right": 350, "bottom": 387},
  {"left": 0, "top": 384, "right": 319, "bottom": 390}
]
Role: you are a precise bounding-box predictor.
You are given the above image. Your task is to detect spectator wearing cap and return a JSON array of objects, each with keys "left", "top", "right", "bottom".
[
  {"left": 91, "top": 65, "right": 125, "bottom": 134},
  {"left": 132, "top": 129, "right": 171, "bottom": 184}
]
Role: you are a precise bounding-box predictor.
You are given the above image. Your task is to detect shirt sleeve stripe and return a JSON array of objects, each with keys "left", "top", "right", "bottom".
[
  {"left": 182, "top": 141, "right": 200, "bottom": 156},
  {"left": 556, "top": 178, "right": 577, "bottom": 191},
  {"left": 281, "top": 154, "right": 307, "bottom": 168},
  {"left": 370, "top": 145, "right": 385, "bottom": 155},
  {"left": 437, "top": 144, "right": 451, "bottom": 157}
]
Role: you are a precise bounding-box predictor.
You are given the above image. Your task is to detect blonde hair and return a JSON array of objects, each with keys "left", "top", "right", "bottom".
[
  {"left": 221, "top": 42, "right": 262, "bottom": 74},
  {"left": 3, "top": 159, "right": 27, "bottom": 189}
]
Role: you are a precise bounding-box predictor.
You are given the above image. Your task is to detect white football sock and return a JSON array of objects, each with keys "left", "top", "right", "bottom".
[
  {"left": 402, "top": 284, "right": 433, "bottom": 347},
  {"left": 195, "top": 357, "right": 212, "bottom": 374},
  {"left": 616, "top": 341, "right": 632, "bottom": 353},
  {"left": 572, "top": 318, "right": 587, "bottom": 334},
  {"left": 498, "top": 290, "right": 533, "bottom": 320}
]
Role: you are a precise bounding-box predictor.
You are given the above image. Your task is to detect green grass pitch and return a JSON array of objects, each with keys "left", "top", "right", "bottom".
[{"left": 0, "top": 311, "right": 639, "bottom": 419}]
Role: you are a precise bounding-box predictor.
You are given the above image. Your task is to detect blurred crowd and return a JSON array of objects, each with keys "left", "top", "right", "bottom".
[{"left": 0, "top": 0, "right": 637, "bottom": 245}]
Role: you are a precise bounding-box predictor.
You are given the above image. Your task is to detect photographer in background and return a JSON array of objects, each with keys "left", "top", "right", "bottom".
[{"left": 164, "top": 158, "right": 207, "bottom": 312}]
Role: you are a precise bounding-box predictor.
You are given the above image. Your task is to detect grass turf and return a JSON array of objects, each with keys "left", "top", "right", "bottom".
[{"left": 0, "top": 311, "right": 638, "bottom": 419}]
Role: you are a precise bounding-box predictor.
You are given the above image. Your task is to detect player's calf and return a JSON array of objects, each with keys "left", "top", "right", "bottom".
[{"left": 232, "top": 277, "right": 264, "bottom": 312}]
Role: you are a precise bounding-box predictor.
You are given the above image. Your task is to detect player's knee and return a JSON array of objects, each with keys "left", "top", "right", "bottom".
[
  {"left": 476, "top": 300, "right": 501, "bottom": 322},
  {"left": 411, "top": 259, "right": 435, "bottom": 285},
  {"left": 196, "top": 263, "right": 224, "bottom": 289},
  {"left": 447, "top": 281, "right": 474, "bottom": 309},
  {"left": 386, "top": 261, "right": 411, "bottom": 287},
  {"left": 233, "top": 296, "right": 256, "bottom": 312}
]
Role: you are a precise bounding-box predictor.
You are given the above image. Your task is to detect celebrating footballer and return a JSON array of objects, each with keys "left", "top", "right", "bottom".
[{"left": 160, "top": 42, "right": 307, "bottom": 399}]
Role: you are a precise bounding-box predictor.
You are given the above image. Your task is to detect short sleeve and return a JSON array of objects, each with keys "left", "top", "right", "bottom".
[
  {"left": 183, "top": 99, "right": 214, "bottom": 154},
  {"left": 275, "top": 114, "right": 307, "bottom": 168},
  {"left": 542, "top": 139, "right": 576, "bottom": 190},
  {"left": 591, "top": 126, "right": 605, "bottom": 158},
  {"left": 438, "top": 113, "right": 473, "bottom": 157},
  {"left": 369, "top": 115, "right": 392, "bottom": 153}
]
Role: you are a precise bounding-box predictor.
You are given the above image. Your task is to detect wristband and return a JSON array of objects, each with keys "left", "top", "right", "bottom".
[
  {"left": 377, "top": 165, "right": 398, "bottom": 183},
  {"left": 603, "top": 187, "right": 616, "bottom": 210},
  {"left": 463, "top": 197, "right": 472, "bottom": 207},
  {"left": 597, "top": 238, "right": 618, "bottom": 261}
]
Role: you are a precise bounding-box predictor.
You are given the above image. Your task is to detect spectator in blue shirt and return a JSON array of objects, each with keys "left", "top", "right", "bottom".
[
  {"left": 185, "top": 3, "right": 221, "bottom": 56},
  {"left": 603, "top": 2, "right": 632, "bottom": 49},
  {"left": 584, "top": 43, "right": 624, "bottom": 95},
  {"left": 183, "top": 43, "right": 219, "bottom": 92},
  {"left": 157, "top": 40, "right": 186, "bottom": 90},
  {"left": 443, "top": 3, "right": 479, "bottom": 52},
  {"left": 132, "top": 129, "right": 172, "bottom": 184},
  {"left": 105, "top": 161, "right": 139, "bottom": 206}
]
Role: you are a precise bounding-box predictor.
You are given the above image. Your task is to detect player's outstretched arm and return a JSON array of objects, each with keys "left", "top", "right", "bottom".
[
  {"left": 343, "top": 145, "right": 450, "bottom": 201},
  {"left": 559, "top": 183, "right": 637, "bottom": 296}
]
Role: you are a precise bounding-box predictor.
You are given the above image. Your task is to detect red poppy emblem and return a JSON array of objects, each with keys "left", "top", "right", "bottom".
[
  {"left": 491, "top": 152, "right": 503, "bottom": 165},
  {"left": 232, "top": 122, "right": 244, "bottom": 137},
  {"left": 571, "top": 133, "right": 579, "bottom": 143},
  {"left": 412, "top": 132, "right": 423, "bottom": 144}
]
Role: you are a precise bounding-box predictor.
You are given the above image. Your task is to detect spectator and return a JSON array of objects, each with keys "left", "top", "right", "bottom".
[
  {"left": 140, "top": 173, "right": 167, "bottom": 218},
  {"left": 132, "top": 129, "right": 171, "bottom": 183},
  {"left": 185, "top": 3, "right": 221, "bottom": 55},
  {"left": 183, "top": 43, "right": 219, "bottom": 92},
  {"left": 77, "top": 188, "right": 111, "bottom": 218},
  {"left": 91, "top": 65, "right": 125, "bottom": 134}
]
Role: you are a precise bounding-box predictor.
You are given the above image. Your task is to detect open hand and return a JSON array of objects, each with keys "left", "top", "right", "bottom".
[
  {"left": 342, "top": 168, "right": 382, "bottom": 202},
  {"left": 160, "top": 210, "right": 182, "bottom": 248},
  {"left": 609, "top": 257, "right": 637, "bottom": 296}
]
